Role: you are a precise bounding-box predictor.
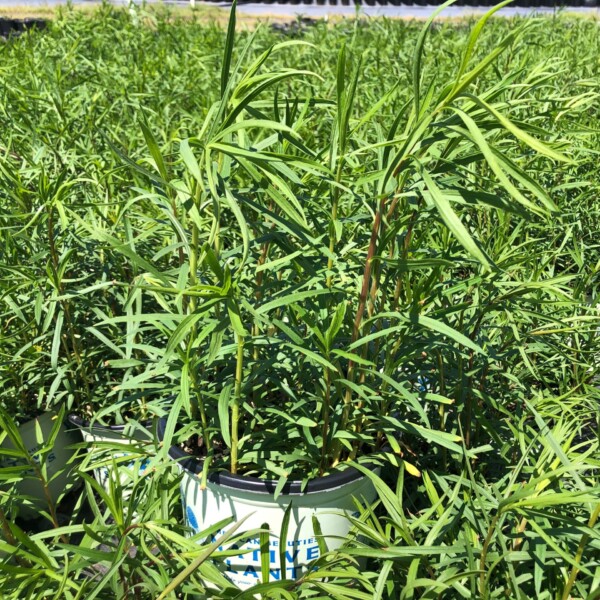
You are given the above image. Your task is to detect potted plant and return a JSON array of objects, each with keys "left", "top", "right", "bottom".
[
  {"left": 98, "top": 0, "right": 571, "bottom": 589},
  {"left": 0, "top": 403, "right": 80, "bottom": 522},
  {"left": 0, "top": 167, "right": 157, "bottom": 495},
  {"left": 0, "top": 110, "right": 168, "bottom": 503},
  {"left": 63, "top": 295, "right": 159, "bottom": 490}
]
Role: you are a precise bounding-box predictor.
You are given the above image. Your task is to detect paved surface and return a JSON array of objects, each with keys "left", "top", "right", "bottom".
[
  {"left": 233, "top": 2, "right": 599, "bottom": 17},
  {"left": 0, "top": 0, "right": 598, "bottom": 18}
]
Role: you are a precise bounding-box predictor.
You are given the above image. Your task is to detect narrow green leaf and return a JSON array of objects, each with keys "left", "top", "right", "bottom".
[
  {"left": 50, "top": 311, "right": 64, "bottom": 371},
  {"left": 256, "top": 288, "right": 333, "bottom": 316},
  {"left": 260, "top": 523, "right": 270, "bottom": 584},
  {"left": 413, "top": 0, "right": 457, "bottom": 117},
  {"left": 180, "top": 139, "right": 203, "bottom": 184},
  {"left": 221, "top": 0, "right": 237, "bottom": 98},
  {"left": 218, "top": 384, "right": 232, "bottom": 448},
  {"left": 422, "top": 168, "right": 490, "bottom": 268},
  {"left": 468, "top": 94, "right": 573, "bottom": 163},
  {"left": 140, "top": 119, "right": 168, "bottom": 181},
  {"left": 312, "top": 514, "right": 327, "bottom": 558},
  {"left": 417, "top": 314, "right": 485, "bottom": 355},
  {"left": 157, "top": 514, "right": 251, "bottom": 600},
  {"left": 453, "top": 0, "right": 513, "bottom": 88}
]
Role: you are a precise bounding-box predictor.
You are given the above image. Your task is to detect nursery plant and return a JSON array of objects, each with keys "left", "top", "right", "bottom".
[{"left": 137, "top": 0, "right": 561, "bottom": 478}]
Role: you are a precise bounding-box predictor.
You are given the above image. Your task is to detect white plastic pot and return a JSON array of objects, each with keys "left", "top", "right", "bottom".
[
  {"left": 0, "top": 412, "right": 81, "bottom": 518},
  {"left": 67, "top": 414, "right": 153, "bottom": 491},
  {"left": 158, "top": 419, "right": 377, "bottom": 590}
]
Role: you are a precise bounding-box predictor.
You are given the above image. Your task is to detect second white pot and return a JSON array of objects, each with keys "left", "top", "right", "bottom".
[
  {"left": 67, "top": 414, "right": 154, "bottom": 491},
  {"left": 0, "top": 411, "right": 81, "bottom": 518}
]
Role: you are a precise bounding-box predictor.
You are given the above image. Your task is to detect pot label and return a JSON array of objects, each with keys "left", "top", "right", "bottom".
[
  {"left": 185, "top": 506, "right": 324, "bottom": 587},
  {"left": 95, "top": 453, "right": 150, "bottom": 489}
]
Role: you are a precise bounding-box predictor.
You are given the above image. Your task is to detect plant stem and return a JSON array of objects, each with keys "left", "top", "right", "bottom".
[
  {"left": 47, "top": 205, "right": 90, "bottom": 404},
  {"left": 464, "top": 350, "right": 475, "bottom": 449},
  {"left": 352, "top": 196, "right": 386, "bottom": 344},
  {"left": 437, "top": 350, "right": 447, "bottom": 470},
  {"left": 0, "top": 506, "right": 31, "bottom": 567},
  {"left": 0, "top": 506, "right": 17, "bottom": 548},
  {"left": 464, "top": 310, "right": 486, "bottom": 448},
  {"left": 190, "top": 363, "right": 211, "bottom": 488},
  {"left": 187, "top": 180, "right": 204, "bottom": 422},
  {"left": 30, "top": 457, "right": 69, "bottom": 544},
  {"left": 320, "top": 367, "right": 332, "bottom": 474},
  {"left": 188, "top": 174, "right": 205, "bottom": 301},
  {"left": 479, "top": 512, "right": 501, "bottom": 599},
  {"left": 326, "top": 162, "right": 343, "bottom": 288},
  {"left": 331, "top": 195, "right": 385, "bottom": 466},
  {"left": 231, "top": 335, "right": 245, "bottom": 474},
  {"left": 253, "top": 236, "right": 271, "bottom": 355},
  {"left": 562, "top": 503, "right": 600, "bottom": 600}
]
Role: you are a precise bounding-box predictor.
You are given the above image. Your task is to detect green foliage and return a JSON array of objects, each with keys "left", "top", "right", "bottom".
[{"left": 0, "top": 4, "right": 599, "bottom": 598}]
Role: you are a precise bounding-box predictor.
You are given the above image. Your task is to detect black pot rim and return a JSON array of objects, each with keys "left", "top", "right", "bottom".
[
  {"left": 157, "top": 417, "right": 372, "bottom": 496},
  {"left": 68, "top": 413, "right": 153, "bottom": 435},
  {"left": 15, "top": 410, "right": 71, "bottom": 429}
]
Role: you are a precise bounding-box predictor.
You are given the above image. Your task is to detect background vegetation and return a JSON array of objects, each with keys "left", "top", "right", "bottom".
[{"left": 0, "top": 5, "right": 599, "bottom": 598}]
